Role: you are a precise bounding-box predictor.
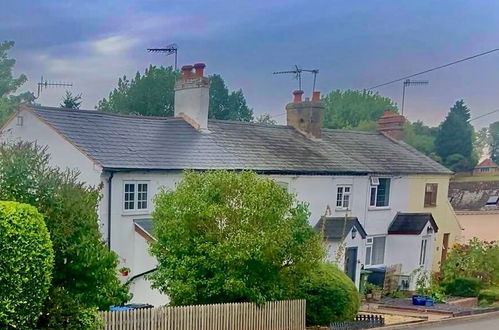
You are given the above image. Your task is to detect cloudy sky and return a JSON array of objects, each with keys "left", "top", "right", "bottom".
[{"left": 3, "top": 0, "right": 499, "bottom": 128}]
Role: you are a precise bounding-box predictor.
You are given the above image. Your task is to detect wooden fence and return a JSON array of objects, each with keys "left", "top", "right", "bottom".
[{"left": 99, "top": 299, "right": 306, "bottom": 330}]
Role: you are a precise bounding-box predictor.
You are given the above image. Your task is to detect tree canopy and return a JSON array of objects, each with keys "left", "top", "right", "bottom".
[
  {"left": 149, "top": 170, "right": 324, "bottom": 306},
  {"left": 435, "top": 100, "right": 477, "bottom": 171},
  {"left": 254, "top": 113, "right": 277, "bottom": 125},
  {"left": 97, "top": 66, "right": 253, "bottom": 121},
  {"left": 322, "top": 89, "right": 398, "bottom": 129},
  {"left": 0, "top": 41, "right": 34, "bottom": 124},
  {"left": 60, "top": 90, "right": 82, "bottom": 109},
  {"left": 0, "top": 142, "right": 129, "bottom": 327},
  {"left": 490, "top": 121, "right": 499, "bottom": 164}
]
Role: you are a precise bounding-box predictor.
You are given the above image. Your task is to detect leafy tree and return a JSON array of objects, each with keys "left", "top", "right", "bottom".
[
  {"left": 298, "top": 263, "right": 359, "bottom": 325},
  {"left": 0, "top": 41, "right": 34, "bottom": 124},
  {"left": 403, "top": 121, "right": 439, "bottom": 159},
  {"left": 490, "top": 121, "right": 499, "bottom": 163},
  {"left": 150, "top": 170, "right": 324, "bottom": 306},
  {"left": 97, "top": 66, "right": 253, "bottom": 121},
  {"left": 0, "top": 143, "right": 129, "bottom": 327},
  {"left": 322, "top": 89, "right": 398, "bottom": 129},
  {"left": 254, "top": 113, "right": 277, "bottom": 125},
  {"left": 61, "top": 90, "right": 82, "bottom": 109},
  {"left": 473, "top": 127, "right": 490, "bottom": 160},
  {"left": 209, "top": 74, "right": 253, "bottom": 121},
  {"left": 0, "top": 201, "right": 54, "bottom": 328},
  {"left": 435, "top": 100, "right": 476, "bottom": 171}
]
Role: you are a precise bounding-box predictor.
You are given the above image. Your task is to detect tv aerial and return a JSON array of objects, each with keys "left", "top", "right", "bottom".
[
  {"left": 273, "top": 65, "right": 319, "bottom": 91},
  {"left": 36, "top": 76, "right": 73, "bottom": 99},
  {"left": 401, "top": 79, "right": 429, "bottom": 115},
  {"left": 147, "top": 43, "right": 178, "bottom": 70}
]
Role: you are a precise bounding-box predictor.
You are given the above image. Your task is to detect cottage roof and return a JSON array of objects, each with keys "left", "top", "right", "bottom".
[
  {"left": 23, "top": 106, "right": 452, "bottom": 175},
  {"left": 388, "top": 213, "right": 438, "bottom": 235},
  {"left": 314, "top": 216, "right": 367, "bottom": 240},
  {"left": 476, "top": 158, "right": 499, "bottom": 168}
]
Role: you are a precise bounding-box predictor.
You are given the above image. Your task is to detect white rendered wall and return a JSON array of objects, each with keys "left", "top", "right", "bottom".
[{"left": 174, "top": 86, "right": 209, "bottom": 129}]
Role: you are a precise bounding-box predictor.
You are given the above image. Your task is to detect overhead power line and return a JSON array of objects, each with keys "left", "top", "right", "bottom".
[
  {"left": 367, "top": 47, "right": 499, "bottom": 90},
  {"left": 469, "top": 108, "right": 499, "bottom": 122}
]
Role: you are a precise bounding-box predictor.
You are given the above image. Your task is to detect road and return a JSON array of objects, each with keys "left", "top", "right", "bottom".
[{"left": 425, "top": 314, "right": 499, "bottom": 329}]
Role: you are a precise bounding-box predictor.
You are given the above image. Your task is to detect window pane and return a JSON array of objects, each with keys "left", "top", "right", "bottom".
[
  {"left": 336, "top": 187, "right": 343, "bottom": 207},
  {"left": 365, "top": 246, "right": 372, "bottom": 265},
  {"left": 420, "top": 239, "right": 427, "bottom": 265},
  {"left": 343, "top": 194, "right": 350, "bottom": 208},
  {"left": 137, "top": 183, "right": 148, "bottom": 209},
  {"left": 372, "top": 237, "right": 385, "bottom": 264},
  {"left": 370, "top": 187, "right": 377, "bottom": 206},
  {"left": 124, "top": 184, "right": 135, "bottom": 210},
  {"left": 376, "top": 179, "right": 390, "bottom": 207}
]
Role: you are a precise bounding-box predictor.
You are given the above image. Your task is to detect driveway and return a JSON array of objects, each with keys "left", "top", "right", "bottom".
[{"left": 426, "top": 314, "right": 499, "bottom": 329}]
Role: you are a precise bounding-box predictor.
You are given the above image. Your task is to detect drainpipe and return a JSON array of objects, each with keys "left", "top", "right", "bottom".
[{"left": 107, "top": 171, "right": 114, "bottom": 250}]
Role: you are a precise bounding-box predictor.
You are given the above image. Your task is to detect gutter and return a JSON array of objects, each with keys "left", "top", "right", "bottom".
[
  {"left": 125, "top": 268, "right": 157, "bottom": 285},
  {"left": 107, "top": 171, "right": 114, "bottom": 250}
]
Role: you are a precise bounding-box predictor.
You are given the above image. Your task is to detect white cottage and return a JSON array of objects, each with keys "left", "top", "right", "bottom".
[{"left": 1, "top": 63, "right": 459, "bottom": 305}]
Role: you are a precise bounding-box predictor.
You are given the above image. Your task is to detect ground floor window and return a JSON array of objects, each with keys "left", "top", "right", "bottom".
[
  {"left": 420, "top": 237, "right": 429, "bottom": 266},
  {"left": 365, "top": 236, "right": 386, "bottom": 266}
]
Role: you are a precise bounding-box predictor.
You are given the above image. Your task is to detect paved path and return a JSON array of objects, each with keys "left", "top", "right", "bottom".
[{"left": 426, "top": 314, "right": 499, "bottom": 329}]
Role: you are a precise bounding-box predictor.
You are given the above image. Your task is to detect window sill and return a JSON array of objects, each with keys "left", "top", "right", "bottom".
[
  {"left": 122, "top": 210, "right": 151, "bottom": 217},
  {"left": 368, "top": 206, "right": 390, "bottom": 211}
]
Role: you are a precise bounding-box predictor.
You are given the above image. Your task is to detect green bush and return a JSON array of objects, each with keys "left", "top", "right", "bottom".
[
  {"left": 298, "top": 263, "right": 360, "bottom": 326},
  {"left": 0, "top": 201, "right": 54, "bottom": 328},
  {"left": 478, "top": 287, "right": 499, "bottom": 306},
  {"left": 443, "top": 277, "right": 482, "bottom": 297},
  {"left": 37, "top": 287, "right": 103, "bottom": 330}
]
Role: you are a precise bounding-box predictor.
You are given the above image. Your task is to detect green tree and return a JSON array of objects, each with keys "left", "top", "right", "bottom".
[
  {"left": 403, "top": 121, "right": 439, "bottom": 159},
  {"left": 61, "top": 90, "right": 82, "bottom": 109},
  {"left": 150, "top": 170, "right": 324, "bottom": 306},
  {"left": 97, "top": 66, "right": 253, "bottom": 121},
  {"left": 490, "top": 121, "right": 499, "bottom": 163},
  {"left": 435, "top": 100, "right": 476, "bottom": 171},
  {"left": 0, "top": 41, "right": 34, "bottom": 124},
  {"left": 322, "top": 89, "right": 398, "bottom": 129},
  {"left": 0, "top": 201, "right": 54, "bottom": 328},
  {"left": 254, "top": 113, "right": 277, "bottom": 125},
  {"left": 0, "top": 143, "right": 129, "bottom": 327}
]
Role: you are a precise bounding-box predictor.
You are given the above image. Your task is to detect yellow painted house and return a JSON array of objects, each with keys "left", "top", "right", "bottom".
[{"left": 407, "top": 175, "right": 463, "bottom": 271}]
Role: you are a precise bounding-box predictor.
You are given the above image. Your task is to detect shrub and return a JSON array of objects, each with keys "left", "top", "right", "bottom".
[
  {"left": 478, "top": 287, "right": 499, "bottom": 305},
  {"left": 298, "top": 263, "right": 360, "bottom": 326},
  {"left": 441, "top": 238, "right": 499, "bottom": 287},
  {"left": 0, "top": 201, "right": 54, "bottom": 328},
  {"left": 150, "top": 170, "right": 325, "bottom": 306},
  {"left": 443, "top": 277, "right": 482, "bottom": 297},
  {"left": 0, "top": 143, "right": 130, "bottom": 315}
]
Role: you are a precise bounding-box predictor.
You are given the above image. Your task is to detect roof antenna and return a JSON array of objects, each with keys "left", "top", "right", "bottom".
[
  {"left": 36, "top": 76, "right": 73, "bottom": 99},
  {"left": 273, "top": 65, "right": 319, "bottom": 91},
  {"left": 401, "top": 79, "right": 429, "bottom": 115},
  {"left": 147, "top": 43, "right": 178, "bottom": 70}
]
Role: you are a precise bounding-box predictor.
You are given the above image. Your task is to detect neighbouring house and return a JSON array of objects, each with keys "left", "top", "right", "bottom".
[
  {"left": 473, "top": 158, "right": 499, "bottom": 176},
  {"left": 449, "top": 180, "right": 499, "bottom": 242},
  {"left": 0, "top": 63, "right": 462, "bottom": 304}
]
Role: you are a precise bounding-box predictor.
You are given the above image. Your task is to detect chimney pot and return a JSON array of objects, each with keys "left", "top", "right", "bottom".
[
  {"left": 312, "top": 91, "right": 321, "bottom": 102},
  {"left": 293, "top": 90, "right": 304, "bottom": 103},
  {"left": 181, "top": 65, "right": 194, "bottom": 79},
  {"left": 193, "top": 63, "right": 206, "bottom": 78}
]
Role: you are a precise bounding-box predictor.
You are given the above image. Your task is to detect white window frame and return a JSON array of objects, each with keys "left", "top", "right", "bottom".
[
  {"left": 336, "top": 185, "right": 352, "bottom": 210},
  {"left": 365, "top": 235, "right": 386, "bottom": 266},
  {"left": 419, "top": 237, "right": 429, "bottom": 266},
  {"left": 369, "top": 178, "right": 391, "bottom": 208},
  {"left": 123, "top": 181, "right": 149, "bottom": 212}
]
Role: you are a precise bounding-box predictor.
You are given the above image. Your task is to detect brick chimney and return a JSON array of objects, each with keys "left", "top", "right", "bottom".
[
  {"left": 174, "top": 63, "right": 210, "bottom": 130},
  {"left": 377, "top": 110, "right": 405, "bottom": 140},
  {"left": 286, "top": 90, "right": 323, "bottom": 139}
]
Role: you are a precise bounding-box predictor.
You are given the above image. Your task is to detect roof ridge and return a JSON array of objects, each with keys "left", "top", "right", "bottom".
[
  {"left": 321, "top": 128, "right": 380, "bottom": 135},
  {"left": 31, "top": 105, "right": 175, "bottom": 121}
]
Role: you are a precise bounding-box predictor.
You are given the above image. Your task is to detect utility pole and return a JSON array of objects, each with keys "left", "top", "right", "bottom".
[
  {"left": 401, "top": 79, "right": 429, "bottom": 115},
  {"left": 147, "top": 43, "right": 178, "bottom": 70},
  {"left": 36, "top": 76, "right": 73, "bottom": 99}
]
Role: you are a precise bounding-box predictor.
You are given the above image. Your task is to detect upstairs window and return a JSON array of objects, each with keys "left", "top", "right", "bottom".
[
  {"left": 336, "top": 185, "right": 351, "bottom": 209},
  {"left": 124, "top": 182, "right": 148, "bottom": 211},
  {"left": 424, "top": 183, "right": 438, "bottom": 207},
  {"left": 369, "top": 178, "right": 390, "bottom": 207}
]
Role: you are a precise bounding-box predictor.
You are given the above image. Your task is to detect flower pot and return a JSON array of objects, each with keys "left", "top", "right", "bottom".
[
  {"left": 425, "top": 298, "right": 434, "bottom": 306},
  {"left": 412, "top": 295, "right": 426, "bottom": 306}
]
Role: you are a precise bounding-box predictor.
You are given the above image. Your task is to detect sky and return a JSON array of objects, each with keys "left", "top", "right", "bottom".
[{"left": 2, "top": 0, "right": 499, "bottom": 128}]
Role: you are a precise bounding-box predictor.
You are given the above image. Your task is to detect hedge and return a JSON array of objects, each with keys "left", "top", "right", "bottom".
[
  {"left": 443, "top": 277, "right": 482, "bottom": 297},
  {"left": 0, "top": 201, "right": 54, "bottom": 328}
]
